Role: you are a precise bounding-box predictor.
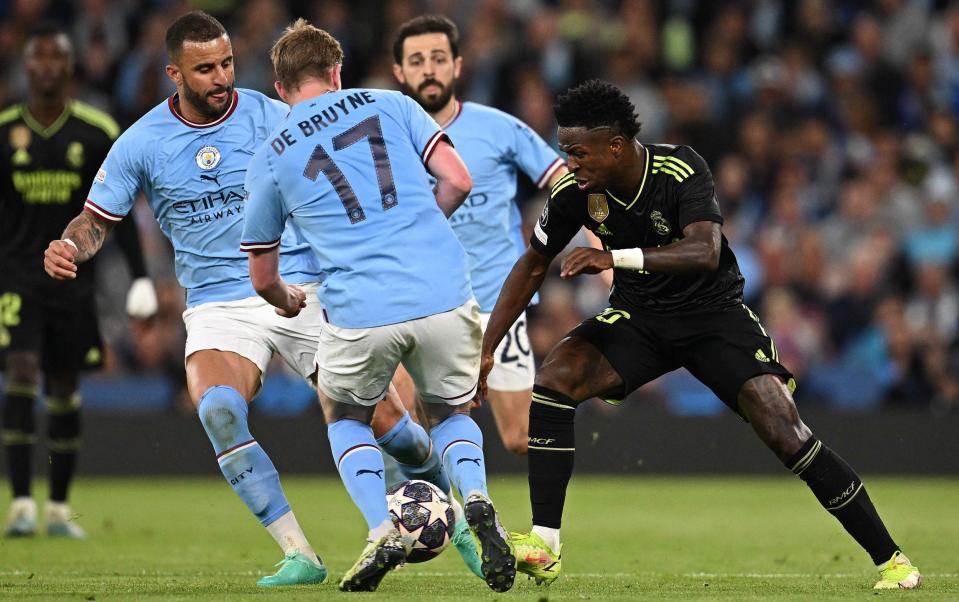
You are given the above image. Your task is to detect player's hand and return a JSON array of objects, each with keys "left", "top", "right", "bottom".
[
  {"left": 126, "top": 277, "right": 159, "bottom": 319},
  {"left": 478, "top": 351, "right": 495, "bottom": 400},
  {"left": 44, "top": 240, "right": 78, "bottom": 280},
  {"left": 560, "top": 247, "right": 613, "bottom": 278},
  {"left": 276, "top": 284, "right": 307, "bottom": 318}
]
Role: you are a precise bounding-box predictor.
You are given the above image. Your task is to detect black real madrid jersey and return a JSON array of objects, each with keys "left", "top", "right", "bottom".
[
  {"left": 0, "top": 101, "right": 118, "bottom": 290},
  {"left": 531, "top": 143, "right": 745, "bottom": 313}
]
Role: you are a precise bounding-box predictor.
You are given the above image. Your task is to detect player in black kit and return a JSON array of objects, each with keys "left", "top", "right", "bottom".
[
  {"left": 479, "top": 80, "right": 920, "bottom": 590},
  {"left": 0, "top": 24, "right": 155, "bottom": 538}
]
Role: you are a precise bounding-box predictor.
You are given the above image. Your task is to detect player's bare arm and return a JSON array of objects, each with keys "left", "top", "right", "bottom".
[
  {"left": 560, "top": 221, "right": 721, "bottom": 278},
  {"left": 426, "top": 140, "right": 472, "bottom": 216},
  {"left": 43, "top": 212, "right": 114, "bottom": 280},
  {"left": 479, "top": 246, "right": 552, "bottom": 396},
  {"left": 247, "top": 246, "right": 306, "bottom": 318}
]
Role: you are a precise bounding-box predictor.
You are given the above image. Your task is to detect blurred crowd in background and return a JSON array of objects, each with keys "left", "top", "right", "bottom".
[{"left": 2, "top": 0, "right": 957, "bottom": 416}]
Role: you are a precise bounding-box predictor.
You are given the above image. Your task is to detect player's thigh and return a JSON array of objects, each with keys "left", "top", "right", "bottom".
[
  {"left": 41, "top": 295, "right": 103, "bottom": 375},
  {"left": 402, "top": 300, "right": 482, "bottom": 407},
  {"left": 371, "top": 383, "right": 411, "bottom": 438},
  {"left": 314, "top": 319, "right": 405, "bottom": 407},
  {"left": 547, "top": 307, "right": 672, "bottom": 402},
  {"left": 480, "top": 310, "right": 535, "bottom": 393},
  {"left": 265, "top": 283, "right": 326, "bottom": 381},
  {"left": 390, "top": 363, "right": 417, "bottom": 412},
  {"left": 679, "top": 304, "right": 794, "bottom": 416},
  {"left": 0, "top": 287, "right": 42, "bottom": 383},
  {"left": 185, "top": 350, "right": 261, "bottom": 404},
  {"left": 182, "top": 298, "right": 277, "bottom": 401}
]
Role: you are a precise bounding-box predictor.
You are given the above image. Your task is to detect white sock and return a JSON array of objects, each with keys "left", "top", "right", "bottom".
[
  {"left": 368, "top": 518, "right": 395, "bottom": 542},
  {"left": 532, "top": 525, "right": 561, "bottom": 554},
  {"left": 265, "top": 511, "right": 319, "bottom": 565}
]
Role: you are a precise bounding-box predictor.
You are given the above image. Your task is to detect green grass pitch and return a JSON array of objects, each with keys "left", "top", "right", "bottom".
[{"left": 1, "top": 475, "right": 956, "bottom": 600}]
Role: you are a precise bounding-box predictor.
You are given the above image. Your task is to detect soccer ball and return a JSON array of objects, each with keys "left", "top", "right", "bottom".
[{"left": 387, "top": 480, "right": 455, "bottom": 562}]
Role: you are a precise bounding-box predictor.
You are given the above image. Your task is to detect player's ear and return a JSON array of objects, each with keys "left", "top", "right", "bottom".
[
  {"left": 453, "top": 55, "right": 463, "bottom": 79},
  {"left": 164, "top": 64, "right": 181, "bottom": 87},
  {"left": 608, "top": 135, "right": 626, "bottom": 158},
  {"left": 274, "top": 80, "right": 289, "bottom": 103},
  {"left": 330, "top": 64, "right": 343, "bottom": 91},
  {"left": 392, "top": 62, "right": 406, "bottom": 85}
]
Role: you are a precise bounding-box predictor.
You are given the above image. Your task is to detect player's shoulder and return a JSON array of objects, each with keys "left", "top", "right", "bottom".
[
  {"left": 0, "top": 103, "right": 22, "bottom": 129},
  {"left": 460, "top": 101, "right": 511, "bottom": 122},
  {"left": 547, "top": 170, "right": 582, "bottom": 206},
  {"left": 648, "top": 143, "right": 709, "bottom": 182},
  {"left": 355, "top": 88, "right": 408, "bottom": 110},
  {"left": 460, "top": 101, "right": 531, "bottom": 132},
  {"left": 68, "top": 100, "right": 121, "bottom": 140},
  {"left": 236, "top": 87, "right": 287, "bottom": 117}
]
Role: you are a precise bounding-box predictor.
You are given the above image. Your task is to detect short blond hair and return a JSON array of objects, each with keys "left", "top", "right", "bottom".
[{"left": 271, "top": 19, "right": 344, "bottom": 91}]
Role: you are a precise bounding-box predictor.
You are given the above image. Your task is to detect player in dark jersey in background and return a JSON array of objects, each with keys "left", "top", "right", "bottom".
[
  {"left": 1, "top": 24, "right": 155, "bottom": 538},
  {"left": 480, "top": 80, "right": 921, "bottom": 590}
]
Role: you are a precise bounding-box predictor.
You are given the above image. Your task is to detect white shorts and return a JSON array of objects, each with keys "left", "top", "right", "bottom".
[
  {"left": 182, "top": 283, "right": 323, "bottom": 382},
  {"left": 315, "top": 300, "right": 482, "bottom": 407},
  {"left": 479, "top": 311, "right": 535, "bottom": 392}
]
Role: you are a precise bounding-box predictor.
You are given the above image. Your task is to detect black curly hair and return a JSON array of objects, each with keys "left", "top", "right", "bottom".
[{"left": 554, "top": 80, "right": 641, "bottom": 139}]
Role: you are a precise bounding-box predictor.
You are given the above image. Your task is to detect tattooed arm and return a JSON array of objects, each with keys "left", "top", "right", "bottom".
[{"left": 43, "top": 211, "right": 114, "bottom": 280}]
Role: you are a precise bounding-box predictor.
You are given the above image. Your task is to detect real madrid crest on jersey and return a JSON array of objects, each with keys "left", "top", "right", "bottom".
[
  {"left": 650, "top": 210, "right": 671, "bottom": 236},
  {"left": 587, "top": 193, "right": 609, "bottom": 223},
  {"left": 195, "top": 145, "right": 221, "bottom": 170}
]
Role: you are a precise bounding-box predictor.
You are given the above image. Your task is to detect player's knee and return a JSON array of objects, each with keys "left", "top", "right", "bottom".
[
  {"left": 197, "top": 385, "right": 248, "bottom": 445},
  {"left": 535, "top": 340, "right": 601, "bottom": 402},
  {"left": 4, "top": 352, "right": 40, "bottom": 386},
  {"left": 739, "top": 375, "right": 811, "bottom": 460},
  {"left": 423, "top": 400, "right": 469, "bottom": 430},
  {"left": 534, "top": 366, "right": 583, "bottom": 402},
  {"left": 45, "top": 372, "right": 78, "bottom": 400},
  {"left": 502, "top": 432, "right": 528, "bottom": 455},
  {"left": 1, "top": 392, "right": 36, "bottom": 439}
]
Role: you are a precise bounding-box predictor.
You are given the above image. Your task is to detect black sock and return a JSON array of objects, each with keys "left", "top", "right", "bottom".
[
  {"left": 528, "top": 385, "right": 578, "bottom": 529},
  {"left": 786, "top": 437, "right": 898, "bottom": 565},
  {"left": 2, "top": 386, "right": 37, "bottom": 498},
  {"left": 46, "top": 394, "right": 81, "bottom": 503}
]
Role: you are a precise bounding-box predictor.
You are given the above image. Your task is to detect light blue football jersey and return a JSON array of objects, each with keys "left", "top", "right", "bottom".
[
  {"left": 444, "top": 102, "right": 563, "bottom": 312},
  {"left": 85, "top": 88, "right": 321, "bottom": 307},
  {"left": 241, "top": 89, "right": 472, "bottom": 329}
]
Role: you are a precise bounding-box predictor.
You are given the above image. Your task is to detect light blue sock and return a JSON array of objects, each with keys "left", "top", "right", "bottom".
[
  {"left": 430, "top": 413, "right": 488, "bottom": 499},
  {"left": 329, "top": 419, "right": 390, "bottom": 530},
  {"left": 377, "top": 411, "right": 452, "bottom": 493},
  {"left": 198, "top": 385, "right": 290, "bottom": 526}
]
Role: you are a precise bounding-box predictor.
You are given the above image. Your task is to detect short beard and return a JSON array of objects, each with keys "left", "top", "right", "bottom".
[
  {"left": 181, "top": 82, "right": 233, "bottom": 120},
  {"left": 404, "top": 79, "right": 454, "bottom": 114}
]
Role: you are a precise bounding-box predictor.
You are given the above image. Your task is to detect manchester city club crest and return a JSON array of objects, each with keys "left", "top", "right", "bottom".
[
  {"left": 195, "top": 145, "right": 221, "bottom": 170},
  {"left": 587, "top": 193, "right": 609, "bottom": 223}
]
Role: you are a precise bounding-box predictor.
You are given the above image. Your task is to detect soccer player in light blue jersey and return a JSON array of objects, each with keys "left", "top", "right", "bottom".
[
  {"left": 391, "top": 15, "right": 569, "bottom": 455},
  {"left": 242, "top": 20, "right": 515, "bottom": 593},
  {"left": 42, "top": 10, "right": 451, "bottom": 589}
]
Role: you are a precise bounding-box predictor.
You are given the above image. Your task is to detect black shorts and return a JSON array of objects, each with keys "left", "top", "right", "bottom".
[
  {"left": 570, "top": 303, "right": 794, "bottom": 414},
  {"left": 0, "top": 278, "right": 103, "bottom": 373}
]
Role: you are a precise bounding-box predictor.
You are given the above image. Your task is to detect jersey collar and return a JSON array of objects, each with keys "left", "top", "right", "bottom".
[
  {"left": 437, "top": 100, "right": 463, "bottom": 129},
  {"left": 21, "top": 101, "right": 72, "bottom": 139},
  {"left": 606, "top": 143, "right": 649, "bottom": 211},
  {"left": 168, "top": 90, "right": 239, "bottom": 128}
]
